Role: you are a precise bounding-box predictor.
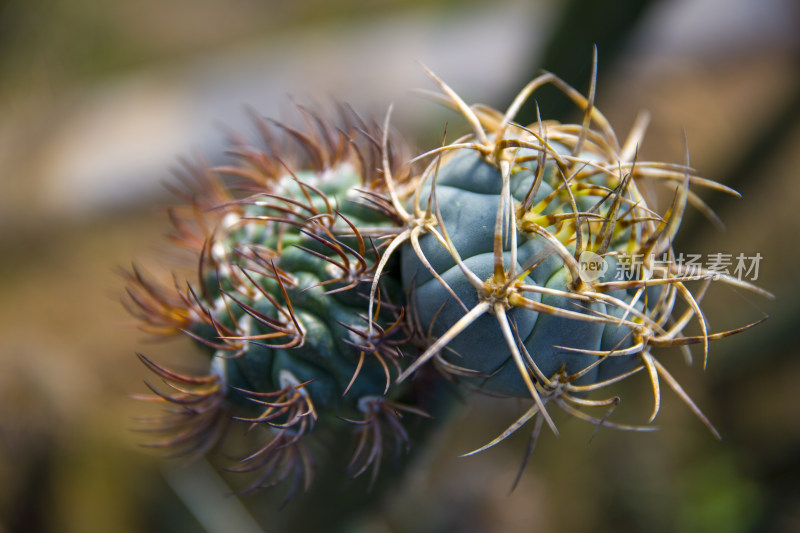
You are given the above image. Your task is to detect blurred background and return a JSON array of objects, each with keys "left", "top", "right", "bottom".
[{"left": 1, "top": 0, "right": 799, "bottom": 531}]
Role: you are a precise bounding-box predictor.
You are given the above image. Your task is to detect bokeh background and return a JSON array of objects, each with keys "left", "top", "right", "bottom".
[{"left": 1, "top": 0, "right": 799, "bottom": 531}]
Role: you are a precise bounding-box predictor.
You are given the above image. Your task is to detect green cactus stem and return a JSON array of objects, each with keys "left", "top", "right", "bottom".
[{"left": 125, "top": 106, "right": 435, "bottom": 495}]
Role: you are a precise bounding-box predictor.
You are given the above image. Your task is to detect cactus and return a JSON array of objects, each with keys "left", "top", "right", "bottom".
[
  {"left": 127, "top": 60, "right": 769, "bottom": 496},
  {"left": 125, "top": 107, "right": 437, "bottom": 495},
  {"left": 375, "top": 61, "right": 769, "bottom": 473}
]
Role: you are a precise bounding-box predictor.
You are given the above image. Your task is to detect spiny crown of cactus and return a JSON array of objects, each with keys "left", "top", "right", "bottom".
[
  {"left": 126, "top": 60, "right": 769, "bottom": 495},
  {"left": 125, "top": 106, "right": 435, "bottom": 495},
  {"left": 378, "top": 62, "right": 769, "bottom": 472}
]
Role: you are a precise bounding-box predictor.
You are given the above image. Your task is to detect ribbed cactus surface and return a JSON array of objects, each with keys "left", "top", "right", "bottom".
[
  {"left": 126, "top": 110, "right": 433, "bottom": 494},
  {"left": 382, "top": 66, "right": 767, "bottom": 453}
]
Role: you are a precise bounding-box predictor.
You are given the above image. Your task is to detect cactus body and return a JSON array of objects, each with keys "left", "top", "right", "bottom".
[
  {"left": 126, "top": 110, "right": 431, "bottom": 493},
  {"left": 202, "top": 163, "right": 400, "bottom": 409},
  {"left": 384, "top": 66, "right": 768, "bottom": 449},
  {"left": 127, "top": 65, "right": 769, "bottom": 494},
  {"left": 401, "top": 147, "right": 646, "bottom": 397}
]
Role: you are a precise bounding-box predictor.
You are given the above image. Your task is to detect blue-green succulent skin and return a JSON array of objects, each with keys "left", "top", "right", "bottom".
[
  {"left": 401, "top": 149, "right": 644, "bottom": 397},
  {"left": 387, "top": 66, "right": 772, "bottom": 452}
]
